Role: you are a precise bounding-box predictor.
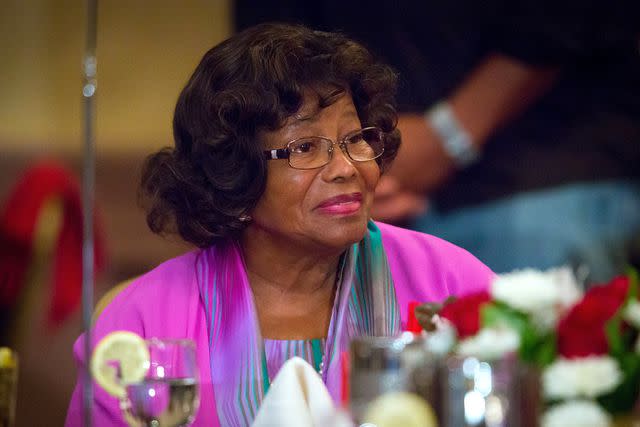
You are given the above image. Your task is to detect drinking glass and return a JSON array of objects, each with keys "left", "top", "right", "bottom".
[
  {"left": 349, "top": 334, "right": 439, "bottom": 424},
  {"left": 121, "top": 338, "right": 199, "bottom": 427},
  {"left": 439, "top": 355, "right": 540, "bottom": 427}
]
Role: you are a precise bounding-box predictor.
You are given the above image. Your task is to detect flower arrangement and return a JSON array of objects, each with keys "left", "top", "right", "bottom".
[{"left": 417, "top": 268, "right": 640, "bottom": 427}]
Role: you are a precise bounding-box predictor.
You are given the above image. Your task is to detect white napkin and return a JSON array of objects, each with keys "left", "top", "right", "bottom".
[{"left": 251, "top": 357, "right": 353, "bottom": 427}]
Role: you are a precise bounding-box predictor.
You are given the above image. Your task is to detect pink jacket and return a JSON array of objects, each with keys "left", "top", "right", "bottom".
[{"left": 65, "top": 222, "right": 493, "bottom": 426}]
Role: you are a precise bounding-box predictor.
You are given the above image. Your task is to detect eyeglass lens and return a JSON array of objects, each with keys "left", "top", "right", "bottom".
[{"left": 288, "top": 128, "right": 383, "bottom": 169}]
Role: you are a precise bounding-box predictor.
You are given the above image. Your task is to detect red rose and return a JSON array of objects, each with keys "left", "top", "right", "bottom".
[
  {"left": 440, "top": 291, "right": 492, "bottom": 338},
  {"left": 557, "top": 276, "right": 630, "bottom": 358}
]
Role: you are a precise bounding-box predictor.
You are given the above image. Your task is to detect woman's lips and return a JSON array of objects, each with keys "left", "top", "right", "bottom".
[{"left": 315, "top": 193, "right": 363, "bottom": 215}]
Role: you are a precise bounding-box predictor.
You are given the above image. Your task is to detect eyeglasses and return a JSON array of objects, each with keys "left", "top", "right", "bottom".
[{"left": 263, "top": 126, "right": 385, "bottom": 170}]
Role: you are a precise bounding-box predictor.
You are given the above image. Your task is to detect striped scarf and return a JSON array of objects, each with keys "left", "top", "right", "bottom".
[{"left": 197, "top": 221, "right": 400, "bottom": 426}]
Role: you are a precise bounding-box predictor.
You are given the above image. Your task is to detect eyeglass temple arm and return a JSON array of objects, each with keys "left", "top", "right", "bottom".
[{"left": 264, "top": 148, "right": 290, "bottom": 160}]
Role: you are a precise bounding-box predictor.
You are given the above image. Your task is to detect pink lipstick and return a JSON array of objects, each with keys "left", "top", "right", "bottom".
[{"left": 316, "top": 193, "right": 363, "bottom": 215}]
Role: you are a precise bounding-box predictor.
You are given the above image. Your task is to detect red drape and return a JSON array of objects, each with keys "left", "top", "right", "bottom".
[{"left": 0, "top": 160, "right": 106, "bottom": 328}]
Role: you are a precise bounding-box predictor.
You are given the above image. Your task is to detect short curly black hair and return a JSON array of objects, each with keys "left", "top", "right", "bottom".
[{"left": 140, "top": 22, "right": 401, "bottom": 248}]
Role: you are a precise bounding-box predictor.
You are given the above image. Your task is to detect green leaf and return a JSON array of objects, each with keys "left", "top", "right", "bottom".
[
  {"left": 480, "top": 302, "right": 556, "bottom": 367},
  {"left": 481, "top": 301, "right": 528, "bottom": 332},
  {"left": 626, "top": 267, "right": 638, "bottom": 300},
  {"left": 606, "top": 316, "right": 625, "bottom": 357},
  {"left": 519, "top": 319, "right": 556, "bottom": 366},
  {"left": 597, "top": 353, "right": 640, "bottom": 414},
  {"left": 606, "top": 272, "right": 639, "bottom": 358},
  {"left": 600, "top": 270, "right": 640, "bottom": 414}
]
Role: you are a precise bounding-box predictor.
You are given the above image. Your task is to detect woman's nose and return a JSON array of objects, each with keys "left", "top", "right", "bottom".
[{"left": 322, "top": 142, "right": 357, "bottom": 181}]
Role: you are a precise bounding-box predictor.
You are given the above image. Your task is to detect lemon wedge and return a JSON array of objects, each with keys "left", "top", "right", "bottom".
[
  {"left": 362, "top": 391, "right": 438, "bottom": 427},
  {"left": 90, "top": 331, "right": 150, "bottom": 398}
]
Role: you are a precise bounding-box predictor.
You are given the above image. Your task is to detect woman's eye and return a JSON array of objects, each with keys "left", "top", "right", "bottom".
[
  {"left": 292, "top": 141, "right": 317, "bottom": 154},
  {"left": 348, "top": 135, "right": 365, "bottom": 144}
]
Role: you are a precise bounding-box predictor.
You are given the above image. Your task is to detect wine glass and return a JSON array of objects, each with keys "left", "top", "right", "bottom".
[{"left": 121, "top": 338, "right": 199, "bottom": 427}]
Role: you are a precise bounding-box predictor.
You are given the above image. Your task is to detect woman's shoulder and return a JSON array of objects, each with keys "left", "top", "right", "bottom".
[
  {"left": 129, "top": 249, "right": 201, "bottom": 292},
  {"left": 94, "top": 250, "right": 202, "bottom": 335},
  {"left": 376, "top": 221, "right": 478, "bottom": 259},
  {"left": 375, "top": 221, "right": 494, "bottom": 303},
  {"left": 111, "top": 250, "right": 199, "bottom": 303}
]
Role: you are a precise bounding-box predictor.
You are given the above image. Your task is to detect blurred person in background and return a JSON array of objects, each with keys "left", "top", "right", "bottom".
[{"left": 236, "top": 0, "right": 640, "bottom": 282}]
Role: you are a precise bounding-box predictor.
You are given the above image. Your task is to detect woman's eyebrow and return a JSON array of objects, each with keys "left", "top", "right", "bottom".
[
  {"left": 318, "top": 88, "right": 345, "bottom": 107},
  {"left": 294, "top": 87, "right": 347, "bottom": 121},
  {"left": 342, "top": 109, "right": 358, "bottom": 120},
  {"left": 293, "top": 110, "right": 318, "bottom": 122}
]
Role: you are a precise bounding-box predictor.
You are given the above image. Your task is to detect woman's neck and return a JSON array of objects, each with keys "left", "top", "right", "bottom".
[{"left": 240, "top": 226, "right": 344, "bottom": 340}]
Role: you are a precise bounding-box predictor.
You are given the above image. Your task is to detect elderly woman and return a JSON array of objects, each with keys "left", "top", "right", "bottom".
[{"left": 66, "top": 23, "right": 492, "bottom": 426}]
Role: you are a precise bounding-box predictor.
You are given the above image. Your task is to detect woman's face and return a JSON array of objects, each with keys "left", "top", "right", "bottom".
[{"left": 247, "top": 91, "right": 381, "bottom": 252}]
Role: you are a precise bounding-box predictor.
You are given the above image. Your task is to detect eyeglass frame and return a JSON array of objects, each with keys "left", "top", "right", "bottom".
[{"left": 263, "top": 126, "right": 386, "bottom": 170}]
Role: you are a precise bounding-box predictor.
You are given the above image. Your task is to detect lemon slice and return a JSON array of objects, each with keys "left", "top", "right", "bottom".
[
  {"left": 362, "top": 391, "right": 438, "bottom": 427},
  {"left": 0, "top": 347, "right": 16, "bottom": 369},
  {"left": 90, "top": 331, "right": 150, "bottom": 398}
]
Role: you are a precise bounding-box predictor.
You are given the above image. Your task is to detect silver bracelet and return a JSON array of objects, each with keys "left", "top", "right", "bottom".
[{"left": 425, "top": 101, "right": 479, "bottom": 168}]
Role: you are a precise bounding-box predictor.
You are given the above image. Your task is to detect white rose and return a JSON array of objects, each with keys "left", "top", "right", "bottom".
[
  {"left": 542, "top": 400, "right": 611, "bottom": 427},
  {"left": 424, "top": 316, "right": 457, "bottom": 356},
  {"left": 490, "top": 267, "right": 582, "bottom": 329},
  {"left": 550, "top": 266, "right": 584, "bottom": 308},
  {"left": 624, "top": 302, "right": 640, "bottom": 353},
  {"left": 456, "top": 327, "right": 520, "bottom": 360},
  {"left": 623, "top": 300, "right": 640, "bottom": 329},
  {"left": 543, "top": 356, "right": 622, "bottom": 399}
]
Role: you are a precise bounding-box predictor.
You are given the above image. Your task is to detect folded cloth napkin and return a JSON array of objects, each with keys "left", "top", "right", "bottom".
[{"left": 251, "top": 357, "right": 353, "bottom": 427}]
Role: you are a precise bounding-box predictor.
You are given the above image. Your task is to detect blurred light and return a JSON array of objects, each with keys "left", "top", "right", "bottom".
[
  {"left": 398, "top": 331, "right": 415, "bottom": 344},
  {"left": 462, "top": 357, "right": 479, "bottom": 378},
  {"left": 84, "top": 56, "right": 97, "bottom": 77},
  {"left": 464, "top": 390, "right": 485, "bottom": 425},
  {"left": 485, "top": 395, "right": 505, "bottom": 425},
  {"left": 83, "top": 83, "right": 96, "bottom": 97},
  {"left": 474, "top": 362, "right": 493, "bottom": 396}
]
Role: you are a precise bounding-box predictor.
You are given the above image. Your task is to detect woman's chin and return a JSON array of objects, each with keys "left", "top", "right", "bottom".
[{"left": 311, "top": 217, "right": 369, "bottom": 250}]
